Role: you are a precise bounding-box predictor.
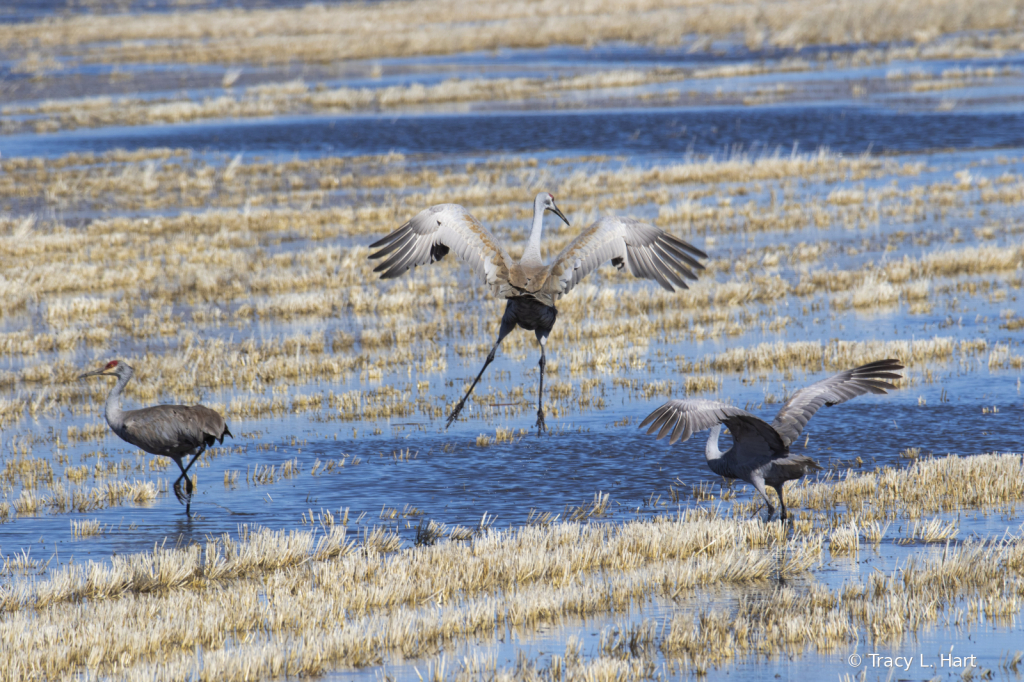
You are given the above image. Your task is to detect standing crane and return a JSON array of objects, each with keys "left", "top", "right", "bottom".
[
  {"left": 369, "top": 192, "right": 707, "bottom": 432},
  {"left": 639, "top": 359, "right": 904, "bottom": 520},
  {"left": 79, "top": 360, "right": 232, "bottom": 515}
]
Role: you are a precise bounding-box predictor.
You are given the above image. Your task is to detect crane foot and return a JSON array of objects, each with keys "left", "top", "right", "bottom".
[
  {"left": 172, "top": 480, "right": 194, "bottom": 507},
  {"left": 535, "top": 409, "right": 546, "bottom": 434}
]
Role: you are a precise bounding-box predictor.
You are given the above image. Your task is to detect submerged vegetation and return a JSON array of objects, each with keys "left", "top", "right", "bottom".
[
  {"left": 1, "top": 454, "right": 1023, "bottom": 680},
  {"left": 0, "top": 124, "right": 1021, "bottom": 681},
  {"left": 1, "top": 0, "right": 1023, "bottom": 679},
  {"left": 0, "top": 146, "right": 1020, "bottom": 431}
]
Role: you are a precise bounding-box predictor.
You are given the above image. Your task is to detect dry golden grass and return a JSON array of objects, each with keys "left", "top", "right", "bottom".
[
  {"left": 0, "top": 67, "right": 702, "bottom": 133},
  {"left": 0, "top": 144, "right": 1020, "bottom": 682},
  {"left": 69, "top": 518, "right": 102, "bottom": 539},
  {"left": 685, "top": 336, "right": 989, "bottom": 375},
  {"left": 8, "top": 147, "right": 1016, "bottom": 428},
  {"left": 0, "top": 509, "right": 817, "bottom": 678},
  {"left": 1, "top": 0, "right": 1021, "bottom": 136},
  {"left": 0, "top": 12, "right": 1020, "bottom": 675},
  {"left": 2, "top": 0, "right": 1021, "bottom": 64},
  {"left": 2, "top": 56, "right": 868, "bottom": 134},
  {"left": 663, "top": 535, "right": 1024, "bottom": 668},
  {"left": 0, "top": 454, "right": 1021, "bottom": 681},
  {"left": 785, "top": 452, "right": 1024, "bottom": 519}
]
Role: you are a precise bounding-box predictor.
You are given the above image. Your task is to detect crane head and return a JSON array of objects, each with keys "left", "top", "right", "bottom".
[
  {"left": 78, "top": 359, "right": 125, "bottom": 379},
  {"left": 538, "top": 192, "right": 570, "bottom": 227}
]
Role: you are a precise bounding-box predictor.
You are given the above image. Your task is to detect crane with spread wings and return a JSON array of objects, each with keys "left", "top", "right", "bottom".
[
  {"left": 640, "top": 359, "right": 904, "bottom": 519},
  {"left": 369, "top": 192, "right": 707, "bottom": 432}
]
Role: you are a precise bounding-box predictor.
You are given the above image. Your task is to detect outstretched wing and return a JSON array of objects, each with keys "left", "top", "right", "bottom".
[
  {"left": 540, "top": 216, "right": 706, "bottom": 300},
  {"left": 771, "top": 359, "right": 904, "bottom": 447},
  {"left": 639, "top": 399, "right": 782, "bottom": 453},
  {"left": 122, "top": 404, "right": 230, "bottom": 457},
  {"left": 368, "top": 204, "right": 513, "bottom": 287}
]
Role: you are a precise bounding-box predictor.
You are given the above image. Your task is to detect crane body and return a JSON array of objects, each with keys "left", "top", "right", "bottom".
[
  {"left": 641, "top": 360, "right": 904, "bottom": 519},
  {"left": 370, "top": 192, "right": 706, "bottom": 431},
  {"left": 79, "top": 360, "right": 231, "bottom": 515}
]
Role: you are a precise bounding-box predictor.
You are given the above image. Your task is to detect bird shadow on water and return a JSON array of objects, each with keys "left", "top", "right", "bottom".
[
  {"left": 202, "top": 500, "right": 261, "bottom": 516},
  {"left": 164, "top": 502, "right": 263, "bottom": 542}
]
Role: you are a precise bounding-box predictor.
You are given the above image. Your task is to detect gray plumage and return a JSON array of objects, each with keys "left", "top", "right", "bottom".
[
  {"left": 639, "top": 359, "right": 904, "bottom": 519},
  {"left": 369, "top": 192, "right": 707, "bottom": 432},
  {"left": 79, "top": 360, "right": 231, "bottom": 515},
  {"left": 368, "top": 198, "right": 705, "bottom": 306}
]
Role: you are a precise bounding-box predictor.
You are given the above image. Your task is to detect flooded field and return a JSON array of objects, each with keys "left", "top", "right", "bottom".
[{"left": 1, "top": 0, "right": 1023, "bottom": 680}]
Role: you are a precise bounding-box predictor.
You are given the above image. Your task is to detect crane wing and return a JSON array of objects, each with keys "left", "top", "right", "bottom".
[
  {"left": 540, "top": 216, "right": 706, "bottom": 300},
  {"left": 720, "top": 414, "right": 787, "bottom": 459},
  {"left": 771, "top": 359, "right": 904, "bottom": 447},
  {"left": 122, "top": 404, "right": 230, "bottom": 457},
  {"left": 639, "top": 399, "right": 782, "bottom": 453},
  {"left": 368, "top": 204, "right": 513, "bottom": 287}
]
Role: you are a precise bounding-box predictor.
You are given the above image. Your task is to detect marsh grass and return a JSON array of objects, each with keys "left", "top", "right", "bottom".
[
  {"left": 0, "top": 11, "right": 1022, "bottom": 679},
  {"left": 662, "top": 534, "right": 1024, "bottom": 668},
  {"left": 0, "top": 508, "right": 821, "bottom": 679},
  {"left": 3, "top": 65, "right": 816, "bottom": 133},
  {"left": 785, "top": 453, "right": 1024, "bottom": 518},
  {"left": 2, "top": 0, "right": 1022, "bottom": 70},
  {"left": 2, "top": 455, "right": 1021, "bottom": 680},
  {"left": 70, "top": 518, "right": 102, "bottom": 539}
]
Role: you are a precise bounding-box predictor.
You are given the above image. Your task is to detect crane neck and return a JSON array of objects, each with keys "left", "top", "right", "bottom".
[
  {"left": 104, "top": 370, "right": 132, "bottom": 432},
  {"left": 521, "top": 199, "right": 546, "bottom": 268},
  {"left": 705, "top": 424, "right": 726, "bottom": 462},
  {"left": 704, "top": 424, "right": 733, "bottom": 479}
]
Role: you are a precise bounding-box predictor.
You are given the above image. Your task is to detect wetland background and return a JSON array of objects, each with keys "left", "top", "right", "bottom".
[{"left": 1, "top": 0, "right": 1023, "bottom": 680}]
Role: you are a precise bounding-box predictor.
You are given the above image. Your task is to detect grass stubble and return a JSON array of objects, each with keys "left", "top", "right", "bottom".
[
  {"left": 2, "top": 0, "right": 1022, "bottom": 135},
  {"left": 0, "top": 454, "right": 1022, "bottom": 680},
  {"left": 2, "top": 0, "right": 1023, "bottom": 67},
  {"left": 1, "top": 9, "right": 1024, "bottom": 676},
  {"left": 0, "top": 148, "right": 1021, "bottom": 432}
]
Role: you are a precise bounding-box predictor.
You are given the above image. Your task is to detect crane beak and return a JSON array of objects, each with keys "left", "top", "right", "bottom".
[
  {"left": 78, "top": 368, "right": 109, "bottom": 379},
  {"left": 548, "top": 204, "right": 570, "bottom": 227}
]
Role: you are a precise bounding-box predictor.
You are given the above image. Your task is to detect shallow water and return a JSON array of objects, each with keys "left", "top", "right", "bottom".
[
  {"left": 5, "top": 105, "right": 1024, "bottom": 161},
  {"left": 4, "top": 368, "right": 1021, "bottom": 565},
  {"left": 2, "top": 9, "right": 1024, "bottom": 680}
]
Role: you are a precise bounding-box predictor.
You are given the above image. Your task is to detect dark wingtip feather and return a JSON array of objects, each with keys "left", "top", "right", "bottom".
[
  {"left": 639, "top": 405, "right": 667, "bottom": 430},
  {"left": 657, "top": 238, "right": 706, "bottom": 274},
  {"left": 663, "top": 233, "right": 708, "bottom": 260},
  {"left": 668, "top": 416, "right": 692, "bottom": 445},
  {"left": 367, "top": 236, "right": 406, "bottom": 261},
  {"left": 858, "top": 359, "right": 904, "bottom": 372},
  {"left": 655, "top": 411, "right": 678, "bottom": 441},
  {"left": 368, "top": 222, "right": 412, "bottom": 251}
]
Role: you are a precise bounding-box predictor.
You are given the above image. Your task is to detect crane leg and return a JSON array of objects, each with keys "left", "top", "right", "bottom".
[
  {"left": 172, "top": 446, "right": 206, "bottom": 515},
  {"left": 772, "top": 484, "right": 789, "bottom": 522},
  {"left": 446, "top": 319, "right": 514, "bottom": 429},
  {"left": 751, "top": 479, "right": 775, "bottom": 521},
  {"left": 535, "top": 337, "right": 548, "bottom": 434}
]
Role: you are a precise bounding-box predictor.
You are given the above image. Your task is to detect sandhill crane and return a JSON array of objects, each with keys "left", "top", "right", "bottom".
[
  {"left": 369, "top": 192, "right": 707, "bottom": 432},
  {"left": 78, "top": 360, "right": 232, "bottom": 515},
  {"left": 639, "top": 359, "right": 904, "bottom": 520}
]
